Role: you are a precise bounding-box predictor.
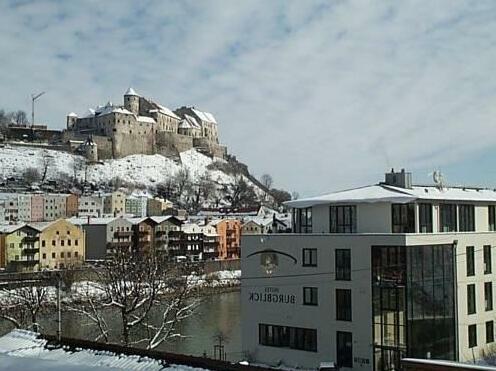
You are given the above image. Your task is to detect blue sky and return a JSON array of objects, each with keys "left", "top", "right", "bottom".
[{"left": 1, "top": 0, "right": 496, "bottom": 196}]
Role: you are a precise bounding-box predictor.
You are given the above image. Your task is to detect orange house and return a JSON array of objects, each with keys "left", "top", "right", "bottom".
[
  {"left": 66, "top": 194, "right": 79, "bottom": 218},
  {"left": 210, "top": 219, "right": 241, "bottom": 259}
]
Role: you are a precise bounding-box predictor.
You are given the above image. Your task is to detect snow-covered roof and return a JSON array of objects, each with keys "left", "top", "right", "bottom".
[
  {"left": 149, "top": 215, "right": 180, "bottom": 224},
  {"left": 286, "top": 183, "right": 496, "bottom": 209},
  {"left": 95, "top": 105, "right": 134, "bottom": 116},
  {"left": 285, "top": 185, "right": 416, "bottom": 208},
  {"left": 124, "top": 87, "right": 139, "bottom": 96},
  {"left": 29, "top": 220, "right": 59, "bottom": 231},
  {"left": 191, "top": 109, "right": 217, "bottom": 124},
  {"left": 0, "top": 329, "right": 210, "bottom": 371},
  {"left": 243, "top": 216, "right": 273, "bottom": 227},
  {"left": 0, "top": 223, "right": 26, "bottom": 234},
  {"left": 69, "top": 217, "right": 119, "bottom": 226},
  {"left": 67, "top": 112, "right": 78, "bottom": 117},
  {"left": 402, "top": 358, "right": 496, "bottom": 370},
  {"left": 149, "top": 103, "right": 181, "bottom": 120},
  {"left": 137, "top": 116, "right": 156, "bottom": 124}
]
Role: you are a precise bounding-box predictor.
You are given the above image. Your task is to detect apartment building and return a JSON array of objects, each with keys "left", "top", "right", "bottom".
[
  {"left": 103, "top": 191, "right": 126, "bottom": 216},
  {"left": 31, "top": 194, "right": 44, "bottom": 222},
  {"left": 70, "top": 217, "right": 133, "bottom": 259},
  {"left": 44, "top": 194, "right": 68, "bottom": 221},
  {"left": 0, "top": 195, "right": 18, "bottom": 222},
  {"left": 241, "top": 169, "right": 496, "bottom": 370},
  {"left": 33, "top": 219, "right": 85, "bottom": 270},
  {"left": 66, "top": 194, "right": 79, "bottom": 218},
  {"left": 0, "top": 224, "right": 40, "bottom": 272},
  {"left": 212, "top": 219, "right": 241, "bottom": 259},
  {"left": 129, "top": 217, "right": 157, "bottom": 254},
  {"left": 147, "top": 197, "right": 173, "bottom": 216},
  {"left": 17, "top": 194, "right": 32, "bottom": 222},
  {"left": 78, "top": 195, "right": 104, "bottom": 218},
  {"left": 125, "top": 196, "right": 147, "bottom": 217},
  {"left": 151, "top": 215, "right": 182, "bottom": 253}
]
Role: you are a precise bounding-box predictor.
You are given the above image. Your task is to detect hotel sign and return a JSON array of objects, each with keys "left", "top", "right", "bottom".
[{"left": 248, "top": 287, "right": 296, "bottom": 305}]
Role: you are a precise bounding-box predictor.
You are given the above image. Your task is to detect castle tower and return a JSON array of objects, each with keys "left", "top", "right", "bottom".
[
  {"left": 66, "top": 112, "right": 77, "bottom": 129},
  {"left": 84, "top": 136, "right": 98, "bottom": 162},
  {"left": 124, "top": 87, "right": 139, "bottom": 115}
]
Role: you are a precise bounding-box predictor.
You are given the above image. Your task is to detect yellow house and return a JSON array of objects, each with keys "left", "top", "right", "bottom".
[
  {"left": 0, "top": 224, "right": 40, "bottom": 272},
  {"left": 31, "top": 219, "right": 85, "bottom": 270}
]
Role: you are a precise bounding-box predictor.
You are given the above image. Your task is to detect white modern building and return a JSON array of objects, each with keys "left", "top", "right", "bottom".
[{"left": 241, "top": 169, "right": 496, "bottom": 370}]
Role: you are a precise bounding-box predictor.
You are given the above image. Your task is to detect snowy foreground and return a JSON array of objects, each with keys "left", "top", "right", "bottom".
[
  {"left": 0, "top": 145, "right": 260, "bottom": 192},
  {"left": 0, "top": 329, "right": 209, "bottom": 371}
]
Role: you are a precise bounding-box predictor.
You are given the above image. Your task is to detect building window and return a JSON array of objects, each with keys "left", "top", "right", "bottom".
[
  {"left": 303, "top": 287, "right": 318, "bottom": 306},
  {"left": 469, "top": 324, "right": 477, "bottom": 348},
  {"left": 336, "top": 331, "right": 353, "bottom": 368},
  {"left": 330, "top": 205, "right": 356, "bottom": 233},
  {"left": 484, "top": 245, "right": 492, "bottom": 274},
  {"left": 42, "top": 240, "right": 46, "bottom": 247},
  {"left": 52, "top": 240, "right": 56, "bottom": 246},
  {"left": 52, "top": 252, "right": 56, "bottom": 259},
  {"left": 439, "top": 204, "right": 457, "bottom": 232},
  {"left": 67, "top": 252, "right": 71, "bottom": 258},
  {"left": 391, "top": 203, "right": 415, "bottom": 233},
  {"left": 487, "top": 321, "right": 494, "bottom": 344},
  {"left": 68, "top": 239, "right": 71, "bottom": 246},
  {"left": 468, "top": 284, "right": 476, "bottom": 315},
  {"left": 61, "top": 240, "right": 64, "bottom": 246},
  {"left": 295, "top": 208, "right": 312, "bottom": 233},
  {"left": 75, "top": 251, "right": 79, "bottom": 258},
  {"left": 467, "top": 246, "right": 475, "bottom": 276},
  {"left": 490, "top": 205, "right": 496, "bottom": 231},
  {"left": 418, "top": 203, "right": 433, "bottom": 233},
  {"left": 75, "top": 240, "right": 78, "bottom": 246},
  {"left": 459, "top": 205, "right": 475, "bottom": 232},
  {"left": 258, "top": 324, "right": 317, "bottom": 352},
  {"left": 335, "top": 249, "right": 351, "bottom": 281},
  {"left": 302, "top": 248, "right": 317, "bottom": 267},
  {"left": 42, "top": 253, "right": 46, "bottom": 259},
  {"left": 336, "top": 289, "right": 352, "bottom": 321},
  {"left": 485, "top": 282, "right": 493, "bottom": 311}
]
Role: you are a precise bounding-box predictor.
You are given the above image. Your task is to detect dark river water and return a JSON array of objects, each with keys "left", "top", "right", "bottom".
[{"left": 0, "top": 290, "right": 242, "bottom": 361}]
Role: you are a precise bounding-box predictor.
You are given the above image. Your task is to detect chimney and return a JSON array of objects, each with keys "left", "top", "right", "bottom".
[{"left": 384, "top": 168, "right": 412, "bottom": 189}]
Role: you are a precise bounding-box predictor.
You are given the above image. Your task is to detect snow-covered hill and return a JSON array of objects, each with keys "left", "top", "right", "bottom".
[{"left": 0, "top": 144, "right": 266, "bottom": 200}]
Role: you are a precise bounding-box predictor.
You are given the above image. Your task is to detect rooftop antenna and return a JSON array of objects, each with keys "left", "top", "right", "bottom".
[{"left": 432, "top": 170, "right": 444, "bottom": 190}]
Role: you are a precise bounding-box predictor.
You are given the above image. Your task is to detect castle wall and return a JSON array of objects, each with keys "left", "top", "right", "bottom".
[
  {"left": 193, "top": 137, "right": 227, "bottom": 159},
  {"left": 155, "top": 132, "right": 193, "bottom": 158}
]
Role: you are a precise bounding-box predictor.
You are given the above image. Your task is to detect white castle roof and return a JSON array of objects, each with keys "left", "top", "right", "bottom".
[
  {"left": 192, "top": 108, "right": 217, "bottom": 124},
  {"left": 179, "top": 114, "right": 201, "bottom": 129},
  {"left": 124, "top": 87, "right": 139, "bottom": 96}
]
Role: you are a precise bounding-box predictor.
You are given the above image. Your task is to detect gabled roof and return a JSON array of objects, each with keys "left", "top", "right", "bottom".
[
  {"left": 69, "top": 217, "right": 121, "bottom": 226},
  {"left": 137, "top": 116, "right": 156, "bottom": 124},
  {"left": 29, "top": 220, "right": 59, "bottom": 232},
  {"left": 149, "top": 215, "right": 182, "bottom": 225},
  {"left": 0, "top": 223, "right": 27, "bottom": 234},
  {"left": 191, "top": 108, "right": 217, "bottom": 124},
  {"left": 148, "top": 102, "right": 180, "bottom": 120}
]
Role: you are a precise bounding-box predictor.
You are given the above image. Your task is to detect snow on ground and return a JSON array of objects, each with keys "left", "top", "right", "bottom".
[
  {"left": 0, "top": 145, "right": 255, "bottom": 192},
  {"left": 187, "top": 270, "right": 240, "bottom": 288}
]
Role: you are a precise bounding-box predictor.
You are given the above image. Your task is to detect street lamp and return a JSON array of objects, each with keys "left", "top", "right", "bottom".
[{"left": 31, "top": 91, "right": 45, "bottom": 128}]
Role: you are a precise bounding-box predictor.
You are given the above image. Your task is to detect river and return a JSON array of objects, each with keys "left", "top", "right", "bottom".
[{"left": 0, "top": 290, "right": 242, "bottom": 361}]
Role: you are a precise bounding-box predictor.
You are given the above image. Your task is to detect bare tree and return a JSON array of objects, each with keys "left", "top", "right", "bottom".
[
  {"left": 291, "top": 191, "right": 300, "bottom": 200},
  {"left": 23, "top": 167, "right": 41, "bottom": 184},
  {"left": 40, "top": 150, "right": 54, "bottom": 183},
  {"left": 173, "top": 167, "right": 192, "bottom": 198},
  {"left": 12, "top": 110, "right": 29, "bottom": 126},
  {"left": 0, "top": 284, "right": 49, "bottom": 331},
  {"left": 71, "top": 249, "right": 198, "bottom": 349},
  {"left": 225, "top": 176, "right": 257, "bottom": 208},
  {"left": 260, "top": 173, "right": 273, "bottom": 190}
]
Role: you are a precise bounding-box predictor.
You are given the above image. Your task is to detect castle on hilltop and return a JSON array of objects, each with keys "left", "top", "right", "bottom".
[{"left": 64, "top": 88, "right": 227, "bottom": 160}]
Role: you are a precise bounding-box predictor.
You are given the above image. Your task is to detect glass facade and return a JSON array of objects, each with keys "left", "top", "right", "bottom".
[
  {"left": 330, "top": 205, "right": 356, "bottom": 233},
  {"left": 391, "top": 204, "right": 415, "bottom": 233},
  {"left": 372, "top": 244, "right": 456, "bottom": 371}
]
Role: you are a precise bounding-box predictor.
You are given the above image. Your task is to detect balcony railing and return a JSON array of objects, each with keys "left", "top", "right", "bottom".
[
  {"left": 22, "top": 236, "right": 39, "bottom": 243},
  {"left": 114, "top": 231, "right": 133, "bottom": 238}
]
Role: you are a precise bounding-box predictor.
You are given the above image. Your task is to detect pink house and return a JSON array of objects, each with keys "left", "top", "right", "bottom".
[{"left": 30, "top": 195, "right": 44, "bottom": 222}]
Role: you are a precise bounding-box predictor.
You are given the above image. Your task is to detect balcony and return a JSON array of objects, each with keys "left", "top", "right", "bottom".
[
  {"left": 22, "top": 235, "right": 39, "bottom": 243},
  {"left": 138, "top": 230, "right": 150, "bottom": 236},
  {"left": 22, "top": 247, "right": 39, "bottom": 255},
  {"left": 107, "top": 241, "right": 132, "bottom": 248},
  {"left": 114, "top": 231, "right": 132, "bottom": 238}
]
